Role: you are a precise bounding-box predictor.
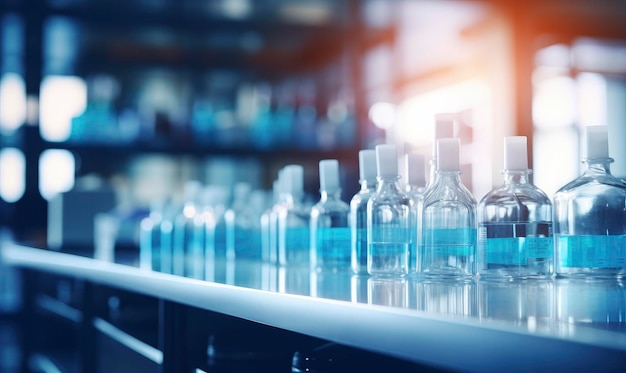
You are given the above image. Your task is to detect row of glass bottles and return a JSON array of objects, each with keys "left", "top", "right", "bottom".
[{"left": 140, "top": 124, "right": 626, "bottom": 281}]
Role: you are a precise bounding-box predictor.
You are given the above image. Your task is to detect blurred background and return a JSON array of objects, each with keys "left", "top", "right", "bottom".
[{"left": 1, "top": 0, "right": 626, "bottom": 245}]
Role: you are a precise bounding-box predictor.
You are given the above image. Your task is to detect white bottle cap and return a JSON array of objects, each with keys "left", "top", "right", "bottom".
[
  {"left": 504, "top": 136, "right": 528, "bottom": 171},
  {"left": 433, "top": 114, "right": 455, "bottom": 156},
  {"left": 283, "top": 164, "right": 304, "bottom": 198},
  {"left": 405, "top": 152, "right": 426, "bottom": 187},
  {"left": 358, "top": 149, "right": 377, "bottom": 181},
  {"left": 437, "top": 138, "right": 460, "bottom": 172},
  {"left": 585, "top": 125, "right": 609, "bottom": 159},
  {"left": 319, "top": 159, "right": 341, "bottom": 193},
  {"left": 375, "top": 144, "right": 398, "bottom": 177}
]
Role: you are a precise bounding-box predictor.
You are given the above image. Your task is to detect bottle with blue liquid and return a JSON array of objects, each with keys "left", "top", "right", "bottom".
[
  {"left": 278, "top": 165, "right": 311, "bottom": 266},
  {"left": 367, "top": 144, "right": 412, "bottom": 277},
  {"left": 311, "top": 159, "right": 351, "bottom": 271},
  {"left": 405, "top": 151, "right": 427, "bottom": 275},
  {"left": 172, "top": 181, "right": 205, "bottom": 278},
  {"left": 350, "top": 149, "right": 377, "bottom": 274},
  {"left": 477, "top": 136, "right": 553, "bottom": 279},
  {"left": 554, "top": 125, "right": 626, "bottom": 278},
  {"left": 421, "top": 138, "right": 477, "bottom": 279}
]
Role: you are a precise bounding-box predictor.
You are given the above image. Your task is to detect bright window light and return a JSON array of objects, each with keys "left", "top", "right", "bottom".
[
  {"left": 39, "top": 75, "right": 87, "bottom": 142},
  {"left": 39, "top": 149, "right": 75, "bottom": 200},
  {"left": 368, "top": 102, "right": 396, "bottom": 130},
  {"left": 0, "top": 148, "right": 25, "bottom": 202},
  {"left": 577, "top": 73, "right": 607, "bottom": 127},
  {"left": 396, "top": 79, "right": 489, "bottom": 147},
  {"left": 532, "top": 76, "right": 576, "bottom": 130},
  {"left": 0, "top": 73, "right": 27, "bottom": 134}
]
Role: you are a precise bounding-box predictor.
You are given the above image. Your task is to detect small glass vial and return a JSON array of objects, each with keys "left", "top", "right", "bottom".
[
  {"left": 350, "top": 150, "right": 377, "bottom": 274},
  {"left": 311, "top": 159, "right": 351, "bottom": 271},
  {"left": 554, "top": 126, "right": 626, "bottom": 278},
  {"left": 367, "top": 144, "right": 412, "bottom": 277},
  {"left": 172, "top": 181, "right": 205, "bottom": 278},
  {"left": 405, "top": 151, "right": 426, "bottom": 275},
  {"left": 421, "top": 138, "right": 477, "bottom": 279},
  {"left": 477, "top": 136, "right": 553, "bottom": 280},
  {"left": 277, "top": 165, "right": 311, "bottom": 267}
]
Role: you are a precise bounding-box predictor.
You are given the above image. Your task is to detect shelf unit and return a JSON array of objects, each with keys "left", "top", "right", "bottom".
[{"left": 0, "top": 0, "right": 394, "bottom": 242}]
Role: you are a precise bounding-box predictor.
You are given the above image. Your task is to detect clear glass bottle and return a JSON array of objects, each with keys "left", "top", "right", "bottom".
[
  {"left": 554, "top": 125, "right": 626, "bottom": 278},
  {"left": 261, "top": 177, "right": 282, "bottom": 264},
  {"left": 350, "top": 149, "right": 377, "bottom": 274},
  {"left": 139, "top": 199, "right": 166, "bottom": 270},
  {"left": 478, "top": 136, "right": 553, "bottom": 280},
  {"left": 225, "top": 182, "right": 259, "bottom": 261},
  {"left": 278, "top": 165, "right": 311, "bottom": 267},
  {"left": 405, "top": 151, "right": 426, "bottom": 275},
  {"left": 172, "top": 181, "right": 205, "bottom": 278},
  {"left": 367, "top": 144, "right": 412, "bottom": 277},
  {"left": 421, "top": 138, "right": 477, "bottom": 279},
  {"left": 311, "top": 159, "right": 351, "bottom": 271}
]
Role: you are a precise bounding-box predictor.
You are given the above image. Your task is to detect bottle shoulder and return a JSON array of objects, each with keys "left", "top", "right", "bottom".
[
  {"left": 479, "top": 183, "right": 551, "bottom": 207},
  {"left": 312, "top": 198, "right": 350, "bottom": 215},
  {"left": 555, "top": 173, "right": 626, "bottom": 199},
  {"left": 423, "top": 180, "right": 476, "bottom": 207}
]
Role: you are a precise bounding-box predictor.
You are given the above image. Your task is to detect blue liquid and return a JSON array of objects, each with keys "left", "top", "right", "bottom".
[
  {"left": 421, "top": 228, "right": 476, "bottom": 277},
  {"left": 281, "top": 227, "right": 310, "bottom": 265},
  {"left": 316, "top": 227, "right": 351, "bottom": 269},
  {"left": 480, "top": 222, "right": 553, "bottom": 264},
  {"left": 368, "top": 227, "right": 410, "bottom": 276},
  {"left": 557, "top": 235, "right": 626, "bottom": 268}
]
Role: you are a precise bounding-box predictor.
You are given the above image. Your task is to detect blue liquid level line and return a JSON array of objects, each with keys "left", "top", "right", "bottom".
[
  {"left": 558, "top": 235, "right": 626, "bottom": 268},
  {"left": 422, "top": 228, "right": 477, "bottom": 256}
]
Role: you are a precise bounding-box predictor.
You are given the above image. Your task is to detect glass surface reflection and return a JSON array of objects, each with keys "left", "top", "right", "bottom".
[
  {"left": 478, "top": 279, "right": 555, "bottom": 333},
  {"left": 413, "top": 279, "right": 476, "bottom": 317},
  {"left": 142, "top": 253, "right": 626, "bottom": 340},
  {"left": 557, "top": 279, "right": 626, "bottom": 329}
]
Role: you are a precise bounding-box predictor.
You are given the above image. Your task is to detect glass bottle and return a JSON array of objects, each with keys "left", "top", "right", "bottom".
[
  {"left": 421, "top": 138, "right": 477, "bottom": 279},
  {"left": 405, "top": 151, "right": 427, "bottom": 275},
  {"left": 278, "top": 165, "right": 311, "bottom": 267},
  {"left": 350, "top": 149, "right": 377, "bottom": 275},
  {"left": 311, "top": 159, "right": 351, "bottom": 271},
  {"left": 478, "top": 136, "right": 553, "bottom": 279},
  {"left": 139, "top": 199, "right": 166, "bottom": 271},
  {"left": 261, "top": 177, "right": 282, "bottom": 264},
  {"left": 367, "top": 144, "right": 412, "bottom": 277},
  {"left": 554, "top": 125, "right": 626, "bottom": 278},
  {"left": 172, "top": 181, "right": 205, "bottom": 278},
  {"left": 225, "top": 182, "right": 257, "bottom": 260}
]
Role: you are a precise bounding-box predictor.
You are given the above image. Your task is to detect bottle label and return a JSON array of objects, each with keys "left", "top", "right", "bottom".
[
  {"left": 558, "top": 235, "right": 626, "bottom": 268},
  {"left": 479, "top": 223, "right": 553, "bottom": 266},
  {"left": 423, "top": 228, "right": 476, "bottom": 257}
]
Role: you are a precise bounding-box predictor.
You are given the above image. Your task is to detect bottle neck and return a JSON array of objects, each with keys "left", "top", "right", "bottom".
[
  {"left": 502, "top": 170, "right": 531, "bottom": 185},
  {"left": 359, "top": 178, "right": 376, "bottom": 191},
  {"left": 376, "top": 175, "right": 402, "bottom": 192},
  {"left": 433, "top": 170, "right": 462, "bottom": 185},
  {"left": 319, "top": 189, "right": 342, "bottom": 202},
  {"left": 582, "top": 158, "right": 613, "bottom": 175}
]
